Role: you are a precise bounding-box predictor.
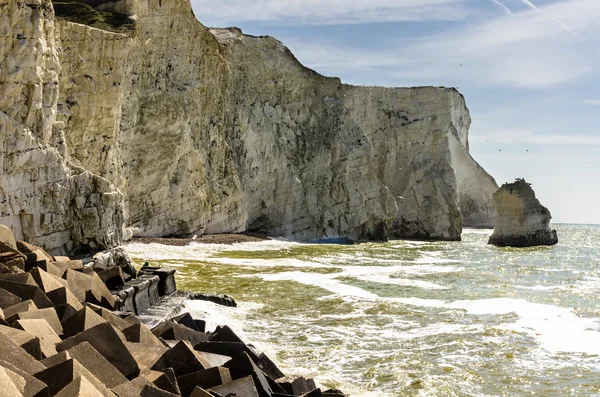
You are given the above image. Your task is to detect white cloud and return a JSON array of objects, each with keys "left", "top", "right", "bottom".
[
  {"left": 191, "top": 0, "right": 469, "bottom": 25},
  {"left": 583, "top": 99, "right": 600, "bottom": 106},
  {"left": 516, "top": 0, "right": 581, "bottom": 38},
  {"left": 491, "top": 0, "right": 513, "bottom": 16},
  {"left": 278, "top": 0, "right": 600, "bottom": 88}
]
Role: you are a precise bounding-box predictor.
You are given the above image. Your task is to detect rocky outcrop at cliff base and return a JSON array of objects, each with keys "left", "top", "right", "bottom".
[{"left": 488, "top": 179, "right": 558, "bottom": 247}]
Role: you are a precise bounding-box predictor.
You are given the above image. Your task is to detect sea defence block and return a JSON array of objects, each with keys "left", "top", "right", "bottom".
[
  {"left": 97, "top": 267, "right": 126, "bottom": 290},
  {"left": 57, "top": 322, "right": 140, "bottom": 378},
  {"left": 138, "top": 275, "right": 160, "bottom": 306},
  {"left": 209, "top": 375, "right": 260, "bottom": 397},
  {"left": 152, "top": 321, "right": 209, "bottom": 345},
  {"left": 145, "top": 370, "right": 181, "bottom": 395},
  {"left": 66, "top": 342, "right": 129, "bottom": 389},
  {"left": 223, "top": 352, "right": 287, "bottom": 397},
  {"left": 112, "top": 285, "right": 136, "bottom": 313},
  {"left": 112, "top": 376, "right": 180, "bottom": 397},
  {"left": 176, "top": 366, "right": 232, "bottom": 397},
  {"left": 122, "top": 278, "right": 153, "bottom": 314},
  {"left": 138, "top": 267, "right": 177, "bottom": 297}
]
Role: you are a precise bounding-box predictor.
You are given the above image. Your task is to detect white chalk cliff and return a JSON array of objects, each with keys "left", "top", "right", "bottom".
[{"left": 0, "top": 0, "right": 498, "bottom": 253}]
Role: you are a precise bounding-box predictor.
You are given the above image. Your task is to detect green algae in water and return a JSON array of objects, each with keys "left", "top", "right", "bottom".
[{"left": 127, "top": 225, "right": 600, "bottom": 396}]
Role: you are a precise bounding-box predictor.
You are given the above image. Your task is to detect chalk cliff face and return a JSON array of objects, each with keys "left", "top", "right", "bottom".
[
  {"left": 343, "top": 86, "right": 497, "bottom": 239},
  {"left": 0, "top": 0, "right": 123, "bottom": 254},
  {"left": 1, "top": 0, "right": 498, "bottom": 250},
  {"left": 489, "top": 179, "right": 558, "bottom": 247}
]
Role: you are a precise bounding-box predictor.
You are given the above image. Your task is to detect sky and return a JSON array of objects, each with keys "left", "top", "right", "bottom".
[{"left": 191, "top": 0, "right": 600, "bottom": 224}]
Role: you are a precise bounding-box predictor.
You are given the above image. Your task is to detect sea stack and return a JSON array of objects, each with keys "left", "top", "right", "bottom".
[{"left": 488, "top": 179, "right": 558, "bottom": 247}]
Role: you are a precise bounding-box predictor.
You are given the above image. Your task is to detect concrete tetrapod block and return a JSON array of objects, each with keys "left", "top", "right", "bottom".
[
  {"left": 0, "top": 225, "right": 17, "bottom": 249},
  {"left": 0, "top": 325, "right": 43, "bottom": 360},
  {"left": 0, "top": 280, "right": 53, "bottom": 309},
  {"left": 34, "top": 358, "right": 116, "bottom": 397},
  {"left": 86, "top": 303, "right": 133, "bottom": 331},
  {"left": 189, "top": 387, "right": 213, "bottom": 397},
  {"left": 40, "top": 351, "right": 70, "bottom": 368},
  {"left": 0, "top": 273, "right": 37, "bottom": 286},
  {"left": 3, "top": 300, "right": 38, "bottom": 320},
  {"left": 194, "top": 341, "right": 247, "bottom": 358},
  {"left": 195, "top": 351, "right": 232, "bottom": 369},
  {"left": 64, "top": 270, "right": 116, "bottom": 310},
  {"left": 61, "top": 307, "right": 106, "bottom": 338},
  {"left": 300, "top": 389, "right": 325, "bottom": 397},
  {"left": 125, "top": 342, "right": 169, "bottom": 376},
  {"left": 112, "top": 285, "right": 136, "bottom": 313},
  {"left": 170, "top": 312, "right": 200, "bottom": 331},
  {"left": 96, "top": 267, "right": 126, "bottom": 290},
  {"left": 138, "top": 267, "right": 177, "bottom": 297},
  {"left": 209, "top": 375, "right": 260, "bottom": 397},
  {"left": 277, "top": 376, "right": 317, "bottom": 396},
  {"left": 209, "top": 325, "right": 245, "bottom": 343},
  {"left": 322, "top": 389, "right": 347, "bottom": 396},
  {"left": 138, "top": 275, "right": 160, "bottom": 306},
  {"left": 0, "top": 359, "right": 49, "bottom": 397},
  {"left": 0, "top": 286, "right": 22, "bottom": 309},
  {"left": 15, "top": 241, "right": 53, "bottom": 261},
  {"left": 122, "top": 323, "right": 165, "bottom": 347},
  {"left": 37, "top": 262, "right": 64, "bottom": 279},
  {"left": 14, "top": 319, "right": 61, "bottom": 358},
  {"left": 0, "top": 330, "right": 45, "bottom": 375},
  {"left": 57, "top": 322, "right": 140, "bottom": 379},
  {"left": 152, "top": 321, "right": 209, "bottom": 345},
  {"left": 256, "top": 352, "right": 285, "bottom": 380},
  {"left": 11, "top": 308, "right": 63, "bottom": 336},
  {"left": 29, "top": 268, "right": 68, "bottom": 294},
  {"left": 176, "top": 366, "right": 232, "bottom": 397},
  {"left": 152, "top": 340, "right": 212, "bottom": 377},
  {"left": 144, "top": 370, "right": 181, "bottom": 395},
  {"left": 112, "top": 377, "right": 180, "bottom": 397},
  {"left": 46, "top": 287, "right": 84, "bottom": 321},
  {"left": 0, "top": 365, "right": 25, "bottom": 397},
  {"left": 122, "top": 278, "right": 152, "bottom": 314},
  {"left": 51, "top": 260, "right": 84, "bottom": 276},
  {"left": 223, "top": 352, "right": 287, "bottom": 397},
  {"left": 67, "top": 342, "right": 129, "bottom": 389},
  {"left": 54, "top": 375, "right": 106, "bottom": 397}
]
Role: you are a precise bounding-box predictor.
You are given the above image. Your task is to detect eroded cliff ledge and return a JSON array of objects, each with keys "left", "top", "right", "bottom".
[
  {"left": 1, "top": 0, "right": 498, "bottom": 253},
  {"left": 488, "top": 179, "right": 558, "bottom": 247}
]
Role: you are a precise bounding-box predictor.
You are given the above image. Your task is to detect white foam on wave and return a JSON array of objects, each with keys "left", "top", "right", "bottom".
[
  {"left": 251, "top": 262, "right": 450, "bottom": 298},
  {"left": 209, "top": 257, "right": 330, "bottom": 269},
  {"left": 393, "top": 297, "right": 600, "bottom": 355},
  {"left": 413, "top": 251, "right": 461, "bottom": 264},
  {"left": 126, "top": 239, "right": 300, "bottom": 261},
  {"left": 462, "top": 228, "right": 494, "bottom": 235},
  {"left": 258, "top": 271, "right": 380, "bottom": 299},
  {"left": 184, "top": 299, "right": 263, "bottom": 338}
]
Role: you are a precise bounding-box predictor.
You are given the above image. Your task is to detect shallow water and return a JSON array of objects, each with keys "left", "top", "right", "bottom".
[{"left": 127, "top": 224, "right": 600, "bottom": 396}]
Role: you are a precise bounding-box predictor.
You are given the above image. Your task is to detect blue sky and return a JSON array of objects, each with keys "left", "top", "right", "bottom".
[{"left": 191, "top": 0, "right": 600, "bottom": 224}]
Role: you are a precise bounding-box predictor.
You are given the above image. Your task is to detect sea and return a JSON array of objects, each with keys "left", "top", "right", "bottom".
[{"left": 126, "top": 224, "right": 600, "bottom": 397}]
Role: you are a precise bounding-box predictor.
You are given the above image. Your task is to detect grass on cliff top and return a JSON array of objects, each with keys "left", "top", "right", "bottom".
[{"left": 52, "top": 1, "right": 135, "bottom": 33}]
